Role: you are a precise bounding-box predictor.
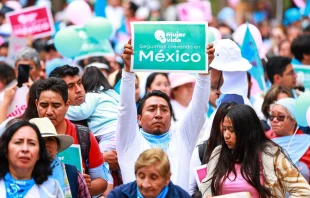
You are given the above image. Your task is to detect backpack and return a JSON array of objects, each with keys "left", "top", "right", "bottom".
[
  {"left": 75, "top": 124, "right": 91, "bottom": 173},
  {"left": 65, "top": 164, "right": 78, "bottom": 198},
  {"left": 198, "top": 140, "right": 207, "bottom": 165}
]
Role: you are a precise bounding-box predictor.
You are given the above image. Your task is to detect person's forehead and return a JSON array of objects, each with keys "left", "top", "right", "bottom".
[
  {"left": 44, "top": 136, "right": 58, "bottom": 141},
  {"left": 137, "top": 165, "right": 161, "bottom": 174},
  {"left": 285, "top": 64, "right": 293, "bottom": 70},
  {"left": 38, "top": 90, "right": 64, "bottom": 102},
  {"left": 153, "top": 74, "right": 168, "bottom": 83},
  {"left": 12, "top": 126, "right": 37, "bottom": 140},
  {"left": 223, "top": 116, "right": 232, "bottom": 124},
  {"left": 145, "top": 96, "right": 169, "bottom": 106},
  {"left": 271, "top": 104, "right": 288, "bottom": 113},
  {"left": 62, "top": 75, "right": 80, "bottom": 84},
  {"left": 15, "top": 60, "right": 36, "bottom": 68}
]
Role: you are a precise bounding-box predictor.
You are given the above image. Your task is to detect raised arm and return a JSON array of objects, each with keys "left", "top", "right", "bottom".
[
  {"left": 116, "top": 39, "right": 139, "bottom": 154},
  {"left": 177, "top": 44, "right": 214, "bottom": 151},
  {"left": 66, "top": 93, "right": 99, "bottom": 121},
  {"left": 0, "top": 84, "right": 17, "bottom": 123}
]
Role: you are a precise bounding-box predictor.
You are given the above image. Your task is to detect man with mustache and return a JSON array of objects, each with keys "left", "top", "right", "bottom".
[
  {"left": 116, "top": 40, "right": 214, "bottom": 192},
  {"left": 35, "top": 77, "right": 108, "bottom": 197}
]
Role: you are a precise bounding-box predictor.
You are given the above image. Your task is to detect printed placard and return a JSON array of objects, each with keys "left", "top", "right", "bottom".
[
  {"left": 6, "top": 6, "right": 55, "bottom": 39},
  {"left": 293, "top": 65, "right": 310, "bottom": 91},
  {"left": 74, "top": 26, "right": 115, "bottom": 61},
  {"left": 57, "top": 144, "right": 83, "bottom": 173},
  {"left": 131, "top": 22, "right": 208, "bottom": 73},
  {"left": 194, "top": 164, "right": 207, "bottom": 184}
]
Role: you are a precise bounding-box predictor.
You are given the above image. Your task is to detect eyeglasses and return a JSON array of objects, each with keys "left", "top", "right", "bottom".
[{"left": 268, "top": 115, "right": 290, "bottom": 122}]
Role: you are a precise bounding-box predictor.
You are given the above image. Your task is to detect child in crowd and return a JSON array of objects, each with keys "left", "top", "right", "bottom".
[{"left": 66, "top": 66, "right": 120, "bottom": 195}]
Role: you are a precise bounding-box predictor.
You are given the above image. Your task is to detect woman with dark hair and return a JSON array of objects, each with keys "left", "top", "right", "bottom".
[
  {"left": 30, "top": 117, "right": 91, "bottom": 197},
  {"left": 0, "top": 120, "right": 64, "bottom": 197},
  {"left": 145, "top": 73, "right": 171, "bottom": 97},
  {"left": 66, "top": 66, "right": 120, "bottom": 196},
  {"left": 200, "top": 105, "right": 310, "bottom": 198},
  {"left": 21, "top": 79, "right": 43, "bottom": 120},
  {"left": 189, "top": 102, "right": 237, "bottom": 196}
]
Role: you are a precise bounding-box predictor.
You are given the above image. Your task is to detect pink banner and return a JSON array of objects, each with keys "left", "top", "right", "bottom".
[{"left": 6, "top": 6, "right": 55, "bottom": 39}]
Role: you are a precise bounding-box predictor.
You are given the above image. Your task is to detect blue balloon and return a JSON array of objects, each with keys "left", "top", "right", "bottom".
[
  {"left": 54, "top": 27, "right": 83, "bottom": 58},
  {"left": 85, "top": 17, "right": 113, "bottom": 41},
  {"left": 295, "top": 91, "right": 310, "bottom": 127}
]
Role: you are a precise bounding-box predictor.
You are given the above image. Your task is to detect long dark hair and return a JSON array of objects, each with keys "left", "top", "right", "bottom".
[
  {"left": 82, "top": 66, "right": 112, "bottom": 93},
  {"left": 203, "top": 102, "right": 237, "bottom": 164},
  {"left": 0, "top": 120, "right": 52, "bottom": 184},
  {"left": 21, "top": 79, "right": 43, "bottom": 120},
  {"left": 210, "top": 105, "right": 273, "bottom": 197}
]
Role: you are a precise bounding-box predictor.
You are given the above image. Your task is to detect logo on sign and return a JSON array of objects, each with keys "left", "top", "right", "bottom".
[
  {"left": 154, "top": 30, "right": 186, "bottom": 43},
  {"left": 17, "top": 13, "right": 38, "bottom": 24}
]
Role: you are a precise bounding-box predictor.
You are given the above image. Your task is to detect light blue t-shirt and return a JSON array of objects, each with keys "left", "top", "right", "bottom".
[{"left": 66, "top": 89, "right": 119, "bottom": 135}]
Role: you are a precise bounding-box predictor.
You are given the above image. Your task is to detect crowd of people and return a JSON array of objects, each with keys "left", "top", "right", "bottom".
[{"left": 1, "top": 0, "right": 310, "bottom": 198}]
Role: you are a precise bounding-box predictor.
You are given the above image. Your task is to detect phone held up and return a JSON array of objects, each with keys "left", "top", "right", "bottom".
[{"left": 17, "top": 64, "right": 30, "bottom": 88}]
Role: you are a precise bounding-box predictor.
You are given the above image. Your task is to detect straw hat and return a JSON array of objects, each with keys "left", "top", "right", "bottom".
[{"left": 30, "top": 117, "right": 73, "bottom": 152}]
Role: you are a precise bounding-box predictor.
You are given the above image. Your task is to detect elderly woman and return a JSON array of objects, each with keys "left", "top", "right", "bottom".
[
  {"left": 266, "top": 98, "right": 310, "bottom": 182},
  {"left": 107, "top": 148, "right": 190, "bottom": 198},
  {"left": 260, "top": 85, "right": 293, "bottom": 131},
  {"left": 0, "top": 120, "right": 64, "bottom": 197},
  {"left": 30, "top": 117, "right": 91, "bottom": 198},
  {"left": 200, "top": 105, "right": 310, "bottom": 198}
]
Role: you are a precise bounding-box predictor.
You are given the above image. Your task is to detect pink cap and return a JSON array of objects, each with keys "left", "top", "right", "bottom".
[{"left": 169, "top": 73, "right": 196, "bottom": 89}]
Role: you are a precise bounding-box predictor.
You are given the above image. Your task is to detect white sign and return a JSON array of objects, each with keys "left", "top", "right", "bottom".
[{"left": 0, "top": 85, "right": 29, "bottom": 119}]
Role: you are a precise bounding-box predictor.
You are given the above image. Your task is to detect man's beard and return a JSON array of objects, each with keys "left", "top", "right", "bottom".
[{"left": 153, "top": 128, "right": 163, "bottom": 135}]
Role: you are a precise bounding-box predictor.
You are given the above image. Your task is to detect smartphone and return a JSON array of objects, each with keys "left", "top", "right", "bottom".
[{"left": 17, "top": 64, "right": 30, "bottom": 87}]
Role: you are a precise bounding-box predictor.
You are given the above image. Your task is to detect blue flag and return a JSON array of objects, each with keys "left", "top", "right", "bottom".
[
  {"left": 303, "top": 0, "right": 310, "bottom": 17},
  {"left": 94, "top": 0, "right": 107, "bottom": 17},
  {"left": 241, "top": 24, "right": 266, "bottom": 91}
]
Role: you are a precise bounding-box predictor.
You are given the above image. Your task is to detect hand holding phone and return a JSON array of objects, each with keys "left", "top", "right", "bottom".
[{"left": 17, "top": 64, "right": 30, "bottom": 87}]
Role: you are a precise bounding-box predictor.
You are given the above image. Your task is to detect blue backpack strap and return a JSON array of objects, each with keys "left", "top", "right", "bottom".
[{"left": 65, "top": 164, "right": 78, "bottom": 198}]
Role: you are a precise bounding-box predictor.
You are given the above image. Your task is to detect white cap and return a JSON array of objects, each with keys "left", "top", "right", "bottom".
[
  {"left": 85, "top": 62, "right": 109, "bottom": 70},
  {"left": 209, "top": 39, "right": 252, "bottom": 72}
]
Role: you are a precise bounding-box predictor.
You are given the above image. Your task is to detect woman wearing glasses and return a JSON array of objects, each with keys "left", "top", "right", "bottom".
[
  {"left": 200, "top": 104, "right": 310, "bottom": 198},
  {"left": 266, "top": 98, "right": 310, "bottom": 182}
]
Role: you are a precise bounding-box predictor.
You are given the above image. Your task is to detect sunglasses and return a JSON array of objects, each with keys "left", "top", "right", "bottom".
[{"left": 268, "top": 115, "right": 290, "bottom": 122}]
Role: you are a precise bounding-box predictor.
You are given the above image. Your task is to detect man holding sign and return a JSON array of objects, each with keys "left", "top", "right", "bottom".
[{"left": 116, "top": 34, "right": 214, "bottom": 192}]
